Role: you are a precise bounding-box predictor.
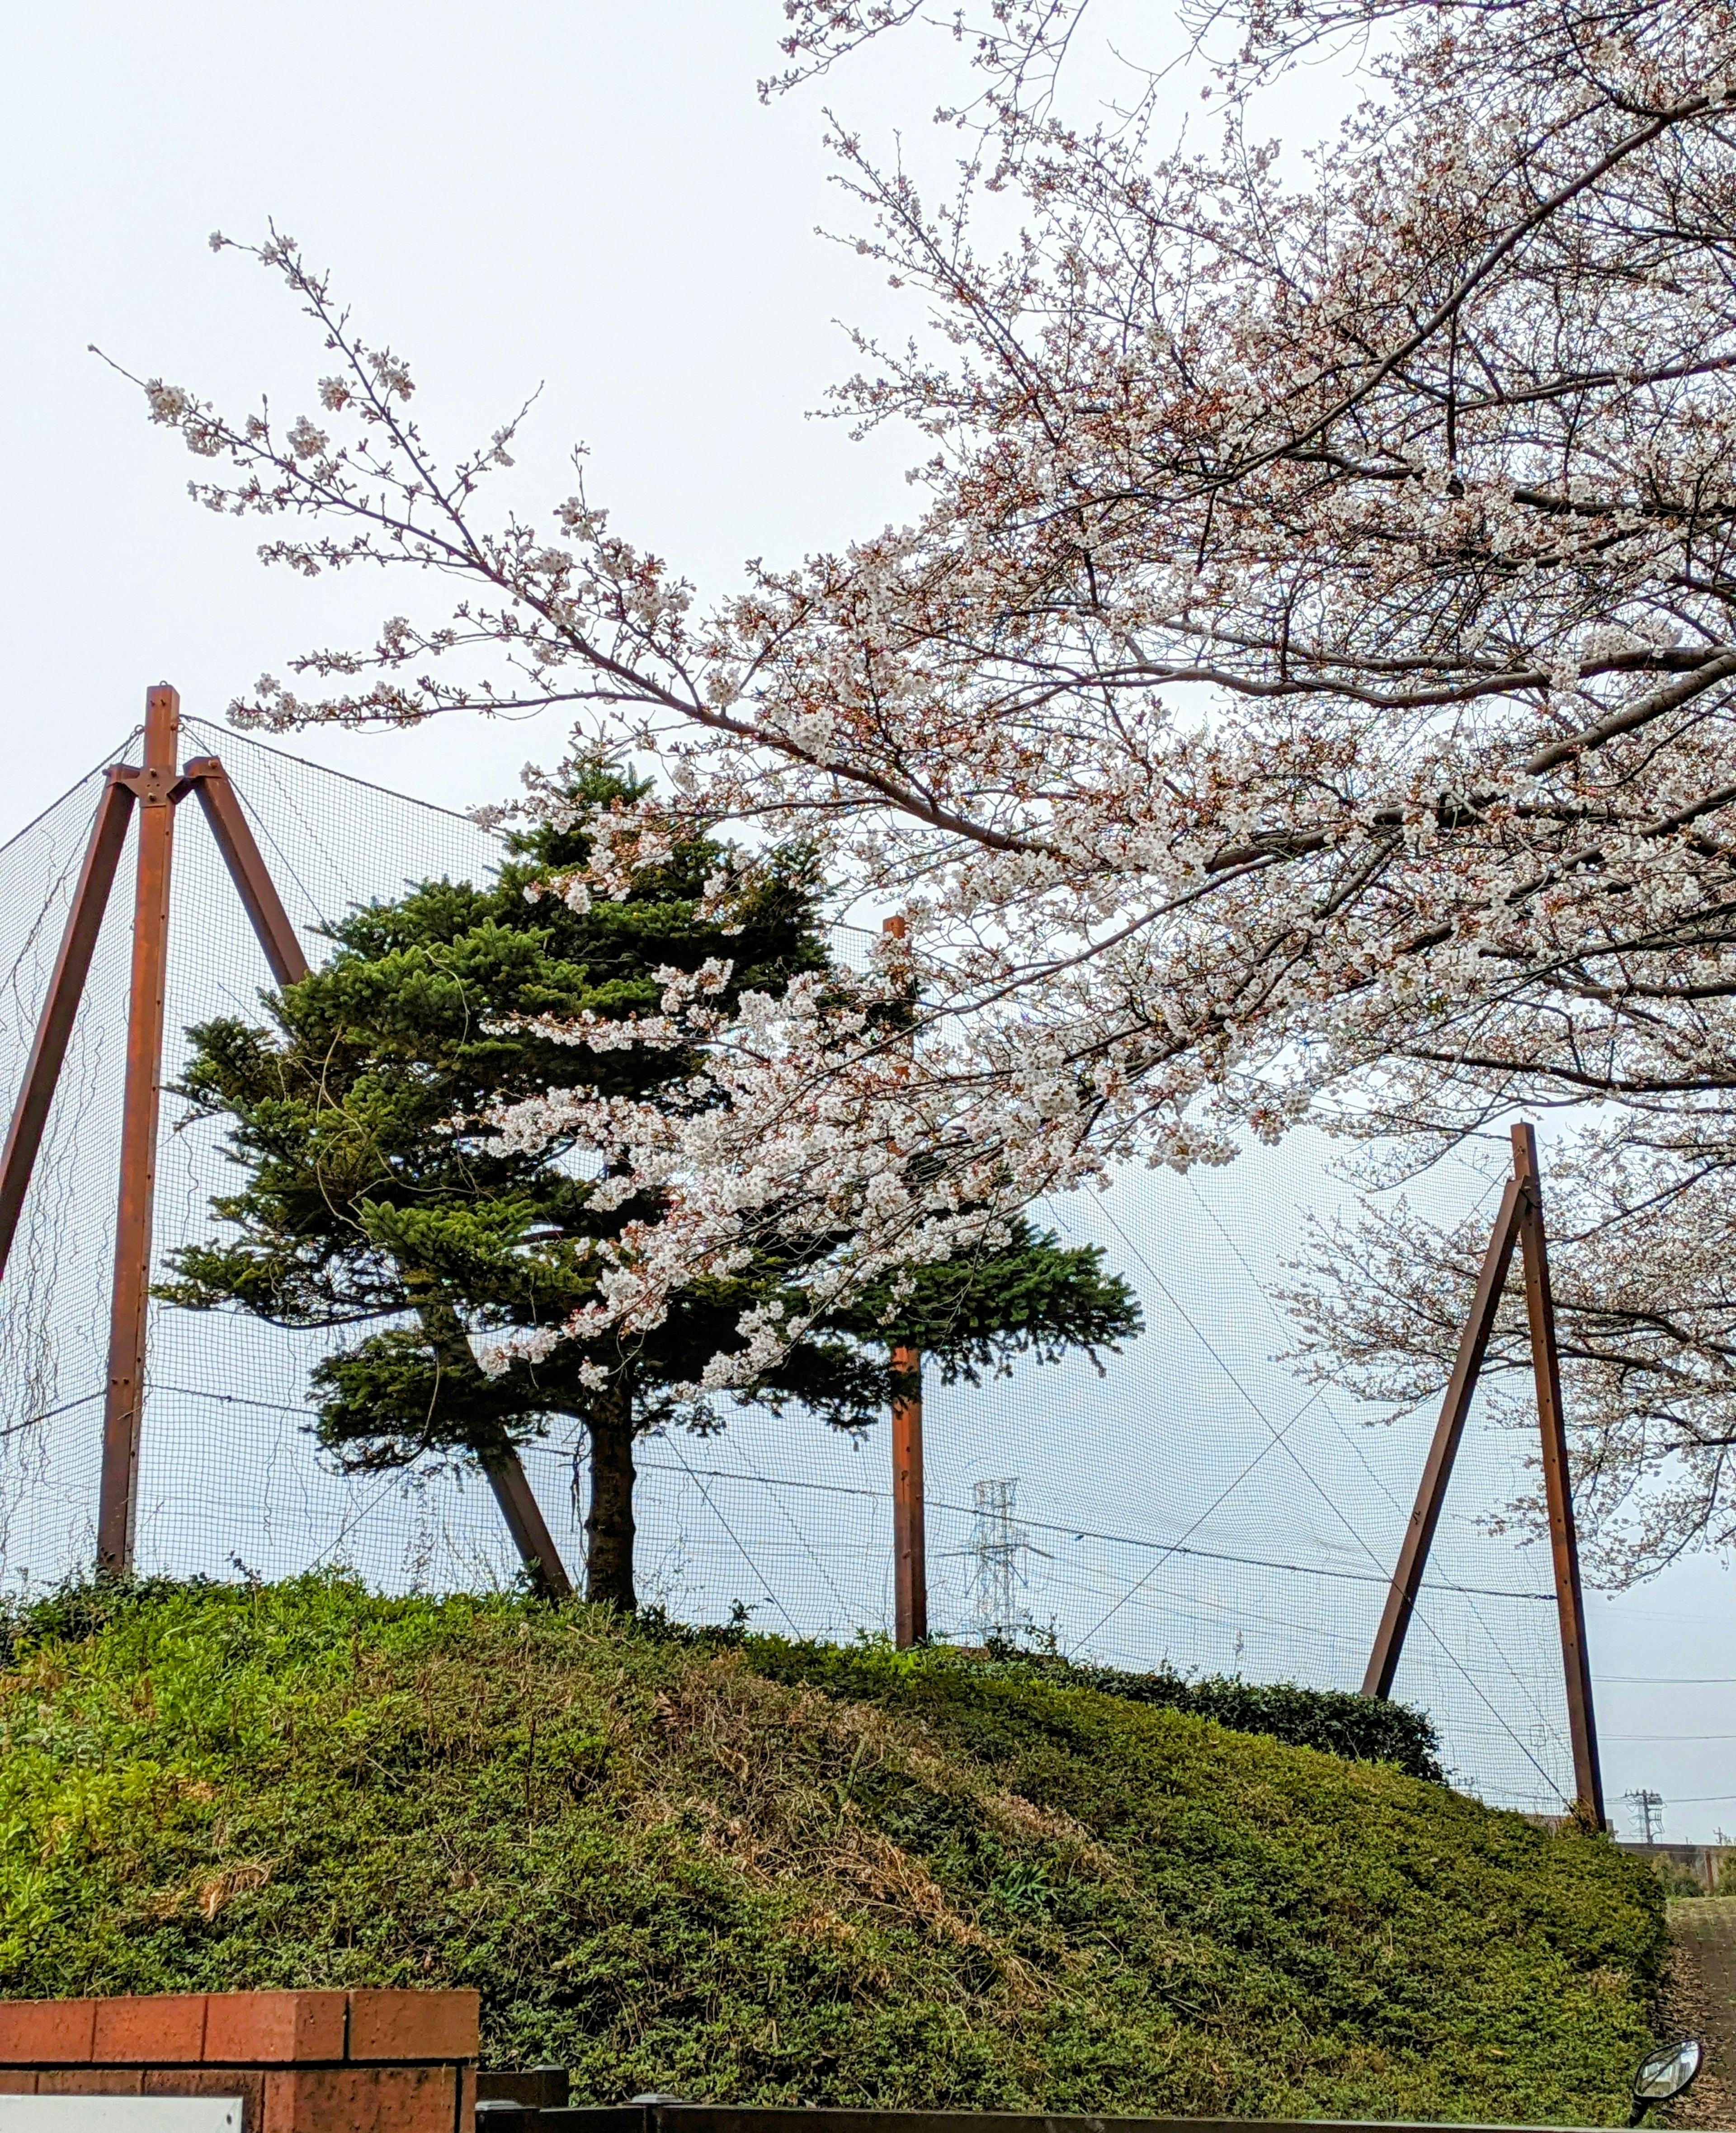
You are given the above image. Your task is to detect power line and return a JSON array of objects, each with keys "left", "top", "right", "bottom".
[
  {"left": 631, "top": 1455, "right": 1555, "bottom": 1599},
  {"left": 0, "top": 720, "right": 1602, "bottom": 1814},
  {"left": 1183, "top": 1170, "right": 1573, "bottom": 1754}
]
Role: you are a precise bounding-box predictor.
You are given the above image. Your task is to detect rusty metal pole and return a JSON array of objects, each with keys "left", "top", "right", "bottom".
[
  {"left": 884, "top": 914, "right": 928, "bottom": 1647},
  {"left": 183, "top": 758, "right": 308, "bottom": 986},
  {"left": 892, "top": 1344, "right": 927, "bottom": 1646},
  {"left": 0, "top": 776, "right": 137, "bottom": 1283},
  {"left": 96, "top": 686, "right": 181, "bottom": 1575},
  {"left": 1363, "top": 1177, "right": 1525, "bottom": 1698},
  {"left": 482, "top": 1454, "right": 574, "bottom": 1601},
  {"left": 1512, "top": 1122, "right": 1606, "bottom": 1830}
]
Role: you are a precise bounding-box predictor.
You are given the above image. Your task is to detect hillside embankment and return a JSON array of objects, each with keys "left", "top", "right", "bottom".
[
  {"left": 1660, "top": 1901, "right": 1736, "bottom": 2127},
  {"left": 0, "top": 1577, "right": 1666, "bottom": 2122}
]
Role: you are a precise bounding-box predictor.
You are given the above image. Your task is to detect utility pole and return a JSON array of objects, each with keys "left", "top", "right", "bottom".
[{"left": 883, "top": 913, "right": 926, "bottom": 1648}]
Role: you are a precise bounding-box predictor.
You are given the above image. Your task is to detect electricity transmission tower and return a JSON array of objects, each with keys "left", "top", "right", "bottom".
[
  {"left": 965, "top": 1479, "right": 1048, "bottom": 1642},
  {"left": 1626, "top": 1788, "right": 1665, "bottom": 1843}
]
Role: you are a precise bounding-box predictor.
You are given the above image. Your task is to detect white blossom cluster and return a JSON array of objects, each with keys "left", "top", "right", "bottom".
[{"left": 117, "top": 0, "right": 1736, "bottom": 1571}]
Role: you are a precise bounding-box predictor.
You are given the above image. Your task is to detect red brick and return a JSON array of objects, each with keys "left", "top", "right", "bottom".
[
  {"left": 203, "top": 1990, "right": 347, "bottom": 2064},
  {"left": 147, "top": 2066, "right": 265, "bottom": 2123},
  {"left": 0, "top": 1997, "right": 97, "bottom": 2063},
  {"left": 266, "top": 2062, "right": 457, "bottom": 2130},
  {"left": 0, "top": 2072, "right": 37, "bottom": 2094},
  {"left": 345, "top": 1988, "right": 478, "bottom": 2063},
  {"left": 93, "top": 1993, "right": 208, "bottom": 2064},
  {"left": 39, "top": 2067, "right": 144, "bottom": 2094}
]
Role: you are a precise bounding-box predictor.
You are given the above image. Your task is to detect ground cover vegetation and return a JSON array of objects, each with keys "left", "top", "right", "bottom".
[
  {"left": 118, "top": 0, "right": 1736, "bottom": 1583},
  {"left": 0, "top": 1575, "right": 1662, "bottom": 2122},
  {"left": 161, "top": 767, "right": 1138, "bottom": 1605}
]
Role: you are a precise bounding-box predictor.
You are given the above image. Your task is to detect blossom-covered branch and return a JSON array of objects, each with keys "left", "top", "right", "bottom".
[{"left": 120, "top": 0, "right": 1736, "bottom": 1565}]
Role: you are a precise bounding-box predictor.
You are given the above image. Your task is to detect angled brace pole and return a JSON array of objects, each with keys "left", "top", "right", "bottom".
[
  {"left": 181, "top": 757, "right": 309, "bottom": 985},
  {"left": 483, "top": 1452, "right": 574, "bottom": 1602},
  {"left": 0, "top": 774, "right": 137, "bottom": 1283},
  {"left": 1513, "top": 1122, "right": 1605, "bottom": 1830},
  {"left": 1363, "top": 1175, "right": 1525, "bottom": 1698},
  {"left": 408, "top": 1286, "right": 575, "bottom": 1601},
  {"left": 186, "top": 756, "right": 572, "bottom": 1598}
]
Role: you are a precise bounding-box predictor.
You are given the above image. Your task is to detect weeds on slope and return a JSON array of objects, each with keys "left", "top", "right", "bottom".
[{"left": 0, "top": 1576, "right": 1662, "bottom": 2124}]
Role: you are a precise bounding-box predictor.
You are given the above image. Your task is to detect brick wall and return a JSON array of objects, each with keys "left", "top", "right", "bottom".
[{"left": 0, "top": 1986, "right": 478, "bottom": 2130}]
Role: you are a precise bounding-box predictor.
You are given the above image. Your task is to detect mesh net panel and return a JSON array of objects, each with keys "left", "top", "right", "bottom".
[{"left": 0, "top": 719, "right": 1574, "bottom": 1810}]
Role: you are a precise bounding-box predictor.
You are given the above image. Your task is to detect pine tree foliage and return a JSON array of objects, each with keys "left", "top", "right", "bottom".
[{"left": 162, "top": 768, "right": 1141, "bottom": 1603}]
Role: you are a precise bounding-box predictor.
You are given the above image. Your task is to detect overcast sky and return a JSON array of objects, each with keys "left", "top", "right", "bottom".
[{"left": 4, "top": 1, "right": 1733, "bottom": 1839}]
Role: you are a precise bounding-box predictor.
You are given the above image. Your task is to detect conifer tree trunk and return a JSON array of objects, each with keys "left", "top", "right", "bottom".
[{"left": 584, "top": 1373, "right": 637, "bottom": 1610}]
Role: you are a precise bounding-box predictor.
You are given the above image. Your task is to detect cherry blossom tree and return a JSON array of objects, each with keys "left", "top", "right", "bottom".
[{"left": 113, "top": 0, "right": 1736, "bottom": 1566}]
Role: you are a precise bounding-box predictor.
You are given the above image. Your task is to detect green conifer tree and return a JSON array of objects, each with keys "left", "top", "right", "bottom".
[{"left": 163, "top": 769, "right": 1141, "bottom": 1608}]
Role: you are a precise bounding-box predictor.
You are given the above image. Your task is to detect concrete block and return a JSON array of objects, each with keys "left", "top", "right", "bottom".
[
  {"left": 93, "top": 1994, "right": 208, "bottom": 2064},
  {"left": 346, "top": 1989, "right": 478, "bottom": 2063},
  {"left": 0, "top": 1999, "right": 97, "bottom": 2064},
  {"left": 203, "top": 1991, "right": 347, "bottom": 2065}
]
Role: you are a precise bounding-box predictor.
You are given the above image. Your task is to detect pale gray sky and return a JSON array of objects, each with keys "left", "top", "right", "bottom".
[{"left": 2, "top": 1, "right": 1730, "bottom": 1838}]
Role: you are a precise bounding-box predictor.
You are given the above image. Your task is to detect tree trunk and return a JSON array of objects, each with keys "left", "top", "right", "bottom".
[{"left": 584, "top": 1376, "right": 637, "bottom": 1610}]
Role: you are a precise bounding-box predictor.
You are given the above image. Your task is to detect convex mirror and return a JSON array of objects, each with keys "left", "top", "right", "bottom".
[{"left": 1630, "top": 2037, "right": 1703, "bottom": 2123}]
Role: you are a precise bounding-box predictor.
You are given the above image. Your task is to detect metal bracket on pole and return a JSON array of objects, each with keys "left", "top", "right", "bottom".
[{"left": 1361, "top": 1125, "right": 1605, "bottom": 1829}]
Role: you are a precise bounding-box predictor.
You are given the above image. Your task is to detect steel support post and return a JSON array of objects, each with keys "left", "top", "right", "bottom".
[
  {"left": 892, "top": 1344, "right": 927, "bottom": 1646},
  {"left": 183, "top": 757, "right": 308, "bottom": 985},
  {"left": 97, "top": 686, "right": 181, "bottom": 1574},
  {"left": 1362, "top": 1178, "right": 1525, "bottom": 1698},
  {"left": 882, "top": 914, "right": 928, "bottom": 1647},
  {"left": 484, "top": 1450, "right": 575, "bottom": 1601},
  {"left": 0, "top": 777, "right": 136, "bottom": 1282},
  {"left": 1512, "top": 1123, "right": 1606, "bottom": 1829}
]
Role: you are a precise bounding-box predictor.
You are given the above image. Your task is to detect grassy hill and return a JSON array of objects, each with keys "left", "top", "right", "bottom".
[{"left": 0, "top": 1576, "right": 1663, "bottom": 2123}]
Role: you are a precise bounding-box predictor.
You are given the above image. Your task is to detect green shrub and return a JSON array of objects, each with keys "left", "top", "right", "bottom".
[
  {"left": 755, "top": 1638, "right": 1443, "bottom": 1781},
  {"left": 0, "top": 1575, "right": 1663, "bottom": 2124}
]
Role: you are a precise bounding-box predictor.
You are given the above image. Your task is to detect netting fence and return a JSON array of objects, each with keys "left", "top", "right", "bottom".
[{"left": 0, "top": 719, "right": 1577, "bottom": 1812}]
